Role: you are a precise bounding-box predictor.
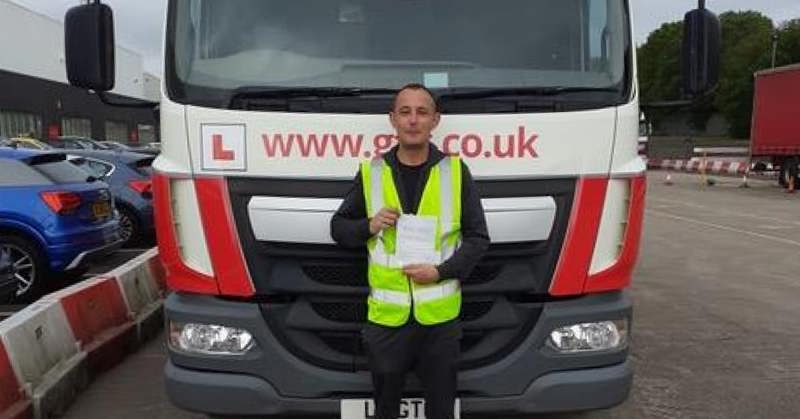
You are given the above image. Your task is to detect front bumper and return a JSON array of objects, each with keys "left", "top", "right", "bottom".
[
  {"left": 165, "top": 291, "right": 632, "bottom": 416},
  {"left": 166, "top": 358, "right": 631, "bottom": 416}
]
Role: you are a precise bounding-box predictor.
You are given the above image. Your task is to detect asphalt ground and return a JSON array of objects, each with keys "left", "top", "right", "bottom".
[{"left": 62, "top": 171, "right": 800, "bottom": 419}]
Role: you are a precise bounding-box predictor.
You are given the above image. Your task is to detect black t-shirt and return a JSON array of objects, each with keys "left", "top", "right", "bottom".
[{"left": 397, "top": 160, "right": 425, "bottom": 213}]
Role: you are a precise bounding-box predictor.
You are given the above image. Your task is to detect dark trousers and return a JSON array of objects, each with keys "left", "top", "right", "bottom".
[{"left": 362, "top": 319, "right": 462, "bottom": 419}]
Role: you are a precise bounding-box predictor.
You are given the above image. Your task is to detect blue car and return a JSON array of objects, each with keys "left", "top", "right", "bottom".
[
  {"left": 65, "top": 150, "right": 154, "bottom": 246},
  {"left": 0, "top": 148, "right": 123, "bottom": 302},
  {"left": 0, "top": 247, "right": 16, "bottom": 303}
]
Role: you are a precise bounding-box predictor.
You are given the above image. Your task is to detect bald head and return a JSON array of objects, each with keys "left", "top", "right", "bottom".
[{"left": 392, "top": 83, "right": 439, "bottom": 112}]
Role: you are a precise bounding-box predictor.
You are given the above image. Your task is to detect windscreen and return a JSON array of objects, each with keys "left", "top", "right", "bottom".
[{"left": 168, "top": 0, "right": 630, "bottom": 110}]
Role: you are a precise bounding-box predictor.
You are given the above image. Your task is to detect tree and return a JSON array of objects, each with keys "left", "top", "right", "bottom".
[
  {"left": 637, "top": 22, "right": 683, "bottom": 104},
  {"left": 637, "top": 22, "right": 683, "bottom": 133},
  {"left": 776, "top": 19, "right": 800, "bottom": 66},
  {"left": 637, "top": 11, "right": 796, "bottom": 138},
  {"left": 713, "top": 11, "right": 775, "bottom": 138}
]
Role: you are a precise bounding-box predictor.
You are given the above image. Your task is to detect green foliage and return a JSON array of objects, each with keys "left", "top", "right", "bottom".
[
  {"left": 776, "top": 19, "right": 800, "bottom": 66},
  {"left": 637, "top": 22, "right": 683, "bottom": 104},
  {"left": 713, "top": 11, "right": 774, "bottom": 138},
  {"left": 636, "top": 10, "right": 799, "bottom": 138}
]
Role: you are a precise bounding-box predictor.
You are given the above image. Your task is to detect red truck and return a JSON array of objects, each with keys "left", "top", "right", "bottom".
[{"left": 750, "top": 64, "right": 800, "bottom": 188}]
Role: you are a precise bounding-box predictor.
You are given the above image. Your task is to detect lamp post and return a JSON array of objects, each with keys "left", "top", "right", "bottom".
[{"left": 771, "top": 32, "right": 779, "bottom": 68}]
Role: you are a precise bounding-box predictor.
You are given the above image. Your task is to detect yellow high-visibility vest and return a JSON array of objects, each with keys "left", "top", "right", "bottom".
[{"left": 361, "top": 156, "right": 462, "bottom": 326}]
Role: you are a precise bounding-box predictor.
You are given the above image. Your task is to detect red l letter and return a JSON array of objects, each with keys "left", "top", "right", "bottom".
[{"left": 212, "top": 134, "right": 235, "bottom": 160}]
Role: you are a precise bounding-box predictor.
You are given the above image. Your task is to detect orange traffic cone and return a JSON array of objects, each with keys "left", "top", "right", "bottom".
[{"left": 664, "top": 171, "right": 673, "bottom": 185}]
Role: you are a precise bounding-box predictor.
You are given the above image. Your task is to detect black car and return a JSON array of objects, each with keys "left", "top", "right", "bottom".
[{"left": 0, "top": 247, "right": 18, "bottom": 303}]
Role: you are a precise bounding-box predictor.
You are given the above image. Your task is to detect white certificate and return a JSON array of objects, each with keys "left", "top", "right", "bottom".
[{"left": 396, "top": 215, "right": 438, "bottom": 266}]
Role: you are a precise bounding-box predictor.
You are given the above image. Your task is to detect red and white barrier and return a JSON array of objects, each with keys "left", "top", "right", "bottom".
[
  {"left": 106, "top": 248, "right": 165, "bottom": 343},
  {"left": 0, "top": 248, "right": 165, "bottom": 419},
  {"left": 43, "top": 277, "right": 135, "bottom": 376},
  {"left": 0, "top": 340, "right": 32, "bottom": 419},
  {"left": 647, "top": 158, "right": 773, "bottom": 177},
  {"left": 0, "top": 300, "right": 86, "bottom": 419}
]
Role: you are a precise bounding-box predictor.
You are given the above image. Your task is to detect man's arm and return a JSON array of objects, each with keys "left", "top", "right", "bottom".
[
  {"left": 330, "top": 170, "right": 373, "bottom": 248},
  {"left": 436, "top": 164, "right": 490, "bottom": 281}
]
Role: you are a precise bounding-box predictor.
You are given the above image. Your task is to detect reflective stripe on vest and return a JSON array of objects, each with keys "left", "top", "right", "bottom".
[
  {"left": 370, "top": 288, "right": 411, "bottom": 306},
  {"left": 370, "top": 279, "right": 460, "bottom": 306},
  {"left": 362, "top": 156, "right": 462, "bottom": 326}
]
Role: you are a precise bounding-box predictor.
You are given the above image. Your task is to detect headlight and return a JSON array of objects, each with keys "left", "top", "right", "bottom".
[
  {"left": 169, "top": 321, "right": 255, "bottom": 355},
  {"left": 547, "top": 319, "right": 628, "bottom": 353}
]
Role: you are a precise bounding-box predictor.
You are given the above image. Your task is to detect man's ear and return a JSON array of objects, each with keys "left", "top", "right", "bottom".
[
  {"left": 431, "top": 112, "right": 441, "bottom": 129},
  {"left": 389, "top": 111, "right": 399, "bottom": 129}
]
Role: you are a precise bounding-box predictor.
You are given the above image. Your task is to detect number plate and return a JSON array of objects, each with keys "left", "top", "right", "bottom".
[
  {"left": 92, "top": 201, "right": 111, "bottom": 218},
  {"left": 340, "top": 398, "right": 460, "bottom": 419}
]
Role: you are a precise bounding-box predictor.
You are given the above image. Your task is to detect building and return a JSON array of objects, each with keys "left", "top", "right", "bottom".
[{"left": 0, "top": 0, "right": 159, "bottom": 145}]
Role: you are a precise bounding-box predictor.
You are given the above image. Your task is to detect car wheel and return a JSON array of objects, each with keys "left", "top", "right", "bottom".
[
  {"left": 118, "top": 206, "right": 141, "bottom": 247},
  {"left": 0, "top": 234, "right": 48, "bottom": 303}
]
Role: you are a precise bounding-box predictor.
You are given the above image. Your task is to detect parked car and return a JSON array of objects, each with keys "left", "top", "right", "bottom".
[
  {"left": 0, "top": 149, "right": 123, "bottom": 302},
  {"left": 49, "top": 136, "right": 111, "bottom": 151},
  {"left": 143, "top": 142, "right": 161, "bottom": 152},
  {"left": 100, "top": 140, "right": 159, "bottom": 156},
  {"left": 0, "top": 247, "right": 17, "bottom": 303},
  {"left": 65, "top": 150, "right": 154, "bottom": 246},
  {"left": 99, "top": 140, "right": 132, "bottom": 151},
  {"left": 0, "top": 137, "right": 54, "bottom": 150}
]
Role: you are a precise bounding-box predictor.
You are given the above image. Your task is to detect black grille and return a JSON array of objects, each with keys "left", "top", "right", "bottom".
[
  {"left": 319, "top": 332, "right": 365, "bottom": 356},
  {"left": 461, "top": 332, "right": 484, "bottom": 352},
  {"left": 302, "top": 263, "right": 500, "bottom": 286},
  {"left": 460, "top": 301, "right": 493, "bottom": 321},
  {"left": 234, "top": 177, "right": 576, "bottom": 371},
  {"left": 303, "top": 264, "right": 366, "bottom": 286},
  {"left": 465, "top": 265, "right": 502, "bottom": 284},
  {"left": 312, "top": 302, "right": 367, "bottom": 323},
  {"left": 311, "top": 301, "right": 493, "bottom": 323}
]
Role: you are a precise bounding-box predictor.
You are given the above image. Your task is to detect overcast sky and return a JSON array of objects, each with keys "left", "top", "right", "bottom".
[{"left": 8, "top": 0, "right": 800, "bottom": 76}]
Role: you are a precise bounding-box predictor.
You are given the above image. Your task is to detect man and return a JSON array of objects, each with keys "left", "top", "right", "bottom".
[{"left": 331, "top": 83, "right": 489, "bottom": 419}]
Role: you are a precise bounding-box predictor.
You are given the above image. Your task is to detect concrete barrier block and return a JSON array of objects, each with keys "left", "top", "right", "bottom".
[
  {"left": 42, "top": 277, "right": 136, "bottom": 376},
  {"left": 0, "top": 342, "right": 33, "bottom": 419},
  {"left": 146, "top": 249, "right": 167, "bottom": 292},
  {"left": 107, "top": 251, "right": 163, "bottom": 345},
  {"left": 0, "top": 300, "right": 87, "bottom": 419}
]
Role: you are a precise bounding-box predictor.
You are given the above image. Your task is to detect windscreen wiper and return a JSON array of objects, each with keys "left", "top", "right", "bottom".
[
  {"left": 438, "top": 86, "right": 621, "bottom": 101},
  {"left": 228, "top": 86, "right": 398, "bottom": 108}
]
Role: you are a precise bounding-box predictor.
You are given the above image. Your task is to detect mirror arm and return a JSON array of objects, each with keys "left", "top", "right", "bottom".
[{"left": 95, "top": 91, "right": 158, "bottom": 109}]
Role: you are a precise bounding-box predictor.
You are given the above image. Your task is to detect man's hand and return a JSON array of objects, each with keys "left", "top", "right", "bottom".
[
  {"left": 403, "top": 264, "right": 440, "bottom": 284},
  {"left": 369, "top": 207, "right": 400, "bottom": 235}
]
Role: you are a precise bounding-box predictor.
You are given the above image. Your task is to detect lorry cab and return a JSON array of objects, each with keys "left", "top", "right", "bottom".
[{"left": 63, "top": 0, "right": 720, "bottom": 416}]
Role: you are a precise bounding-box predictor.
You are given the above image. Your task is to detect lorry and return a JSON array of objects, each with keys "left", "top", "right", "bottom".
[
  {"left": 750, "top": 64, "right": 800, "bottom": 188},
  {"left": 64, "top": 0, "right": 720, "bottom": 416}
]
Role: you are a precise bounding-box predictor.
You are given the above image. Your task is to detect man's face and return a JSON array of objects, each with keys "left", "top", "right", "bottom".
[{"left": 390, "top": 89, "right": 440, "bottom": 149}]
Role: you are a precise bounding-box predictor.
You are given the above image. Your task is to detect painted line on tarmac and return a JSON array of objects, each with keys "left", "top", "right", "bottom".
[
  {"left": 649, "top": 198, "right": 800, "bottom": 227},
  {"left": 648, "top": 209, "right": 800, "bottom": 248}
]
